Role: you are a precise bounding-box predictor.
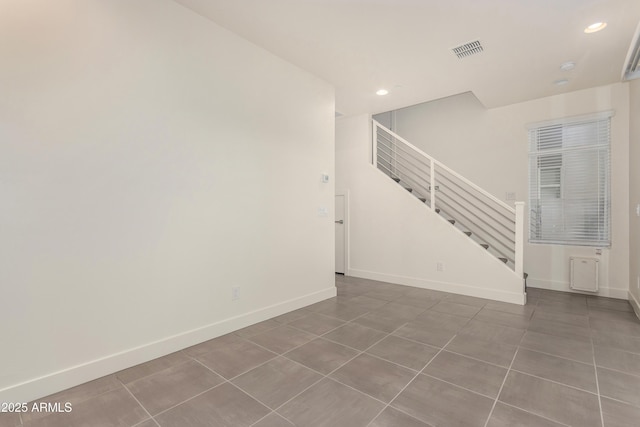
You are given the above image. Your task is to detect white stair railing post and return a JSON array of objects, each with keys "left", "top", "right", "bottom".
[
  {"left": 514, "top": 202, "right": 525, "bottom": 281},
  {"left": 372, "top": 121, "right": 378, "bottom": 167},
  {"left": 430, "top": 159, "right": 435, "bottom": 210}
]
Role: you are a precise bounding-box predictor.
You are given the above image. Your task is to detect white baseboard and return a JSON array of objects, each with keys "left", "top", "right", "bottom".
[
  {"left": 527, "top": 277, "right": 628, "bottom": 299},
  {"left": 629, "top": 291, "right": 640, "bottom": 320},
  {"left": 348, "top": 268, "right": 525, "bottom": 305},
  {"left": 0, "top": 287, "right": 336, "bottom": 403}
]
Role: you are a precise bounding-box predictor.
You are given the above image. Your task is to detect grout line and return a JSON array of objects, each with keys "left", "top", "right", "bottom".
[
  {"left": 483, "top": 347, "right": 519, "bottom": 427},
  {"left": 120, "top": 381, "right": 161, "bottom": 427},
  {"left": 496, "top": 401, "right": 572, "bottom": 427},
  {"left": 365, "top": 335, "right": 457, "bottom": 427},
  {"left": 420, "top": 373, "right": 497, "bottom": 400},
  {"left": 507, "top": 368, "right": 599, "bottom": 396},
  {"left": 150, "top": 382, "right": 228, "bottom": 419},
  {"left": 589, "top": 316, "right": 606, "bottom": 427}
]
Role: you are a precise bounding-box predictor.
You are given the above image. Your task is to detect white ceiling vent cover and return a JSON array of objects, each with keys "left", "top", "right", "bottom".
[
  {"left": 622, "top": 21, "right": 640, "bottom": 80},
  {"left": 452, "top": 40, "right": 484, "bottom": 59}
]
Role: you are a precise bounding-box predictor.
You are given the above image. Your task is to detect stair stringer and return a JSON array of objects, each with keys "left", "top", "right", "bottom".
[{"left": 348, "top": 164, "right": 525, "bottom": 305}]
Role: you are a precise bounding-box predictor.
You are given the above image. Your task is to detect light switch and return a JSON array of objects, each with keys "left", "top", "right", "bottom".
[
  {"left": 321, "top": 173, "right": 329, "bottom": 183},
  {"left": 318, "top": 207, "right": 328, "bottom": 217}
]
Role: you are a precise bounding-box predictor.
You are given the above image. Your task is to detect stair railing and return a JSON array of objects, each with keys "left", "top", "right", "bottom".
[{"left": 372, "top": 120, "right": 525, "bottom": 279}]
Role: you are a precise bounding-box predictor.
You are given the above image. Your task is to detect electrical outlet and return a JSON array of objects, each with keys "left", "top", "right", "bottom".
[
  {"left": 232, "top": 286, "right": 240, "bottom": 301},
  {"left": 436, "top": 262, "right": 444, "bottom": 272}
]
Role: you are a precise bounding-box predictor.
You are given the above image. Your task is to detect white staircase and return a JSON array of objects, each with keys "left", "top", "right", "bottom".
[{"left": 372, "top": 120, "right": 526, "bottom": 283}]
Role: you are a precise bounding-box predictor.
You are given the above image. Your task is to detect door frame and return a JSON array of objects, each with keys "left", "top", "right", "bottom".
[{"left": 335, "top": 189, "right": 349, "bottom": 275}]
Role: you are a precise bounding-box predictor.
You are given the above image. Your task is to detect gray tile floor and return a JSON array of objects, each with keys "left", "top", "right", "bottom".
[{"left": 3, "top": 275, "right": 640, "bottom": 427}]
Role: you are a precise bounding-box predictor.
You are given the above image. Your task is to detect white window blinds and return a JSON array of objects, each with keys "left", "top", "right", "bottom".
[{"left": 528, "top": 113, "right": 612, "bottom": 247}]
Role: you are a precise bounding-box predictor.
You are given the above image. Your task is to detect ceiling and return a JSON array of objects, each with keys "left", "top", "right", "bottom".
[{"left": 173, "top": 0, "right": 640, "bottom": 116}]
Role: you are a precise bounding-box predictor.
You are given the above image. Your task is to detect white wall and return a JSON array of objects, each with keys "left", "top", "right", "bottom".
[
  {"left": 387, "top": 84, "right": 630, "bottom": 299},
  {"left": 0, "top": 0, "right": 335, "bottom": 402},
  {"left": 336, "top": 114, "right": 524, "bottom": 304},
  {"left": 629, "top": 78, "right": 640, "bottom": 314}
]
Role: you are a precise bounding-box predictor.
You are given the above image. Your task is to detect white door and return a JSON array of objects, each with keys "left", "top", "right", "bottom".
[{"left": 335, "top": 194, "right": 346, "bottom": 274}]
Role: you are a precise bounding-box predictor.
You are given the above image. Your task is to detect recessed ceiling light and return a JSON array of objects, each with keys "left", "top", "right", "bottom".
[
  {"left": 584, "top": 22, "right": 607, "bottom": 33},
  {"left": 554, "top": 78, "right": 569, "bottom": 86},
  {"left": 376, "top": 89, "right": 389, "bottom": 96},
  {"left": 560, "top": 61, "right": 576, "bottom": 71}
]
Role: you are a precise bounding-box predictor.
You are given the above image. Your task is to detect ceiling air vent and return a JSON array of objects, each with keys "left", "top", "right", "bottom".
[
  {"left": 451, "top": 40, "right": 483, "bottom": 59},
  {"left": 622, "top": 22, "right": 640, "bottom": 81}
]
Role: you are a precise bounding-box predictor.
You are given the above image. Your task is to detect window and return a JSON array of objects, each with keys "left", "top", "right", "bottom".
[{"left": 528, "top": 112, "right": 612, "bottom": 246}]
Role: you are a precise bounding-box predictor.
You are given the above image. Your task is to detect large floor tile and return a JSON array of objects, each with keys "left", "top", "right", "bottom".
[
  {"left": 24, "top": 388, "right": 147, "bottom": 427},
  {"left": 278, "top": 378, "right": 385, "bottom": 427},
  {"left": 519, "top": 331, "right": 593, "bottom": 364},
  {"left": 252, "top": 413, "right": 295, "bottom": 427},
  {"left": 127, "top": 360, "right": 224, "bottom": 415},
  {"left": 596, "top": 367, "right": 640, "bottom": 407},
  {"left": 423, "top": 351, "right": 507, "bottom": 398},
  {"left": 601, "top": 396, "right": 640, "bottom": 427},
  {"left": 536, "top": 299, "right": 588, "bottom": 315},
  {"left": 594, "top": 345, "right": 640, "bottom": 376},
  {"left": 445, "top": 294, "right": 490, "bottom": 308},
  {"left": 367, "top": 335, "right": 439, "bottom": 371},
  {"left": 369, "top": 407, "right": 431, "bottom": 427},
  {"left": 232, "top": 357, "right": 322, "bottom": 409},
  {"left": 486, "top": 402, "right": 565, "bottom": 427},
  {"left": 284, "top": 338, "right": 359, "bottom": 374},
  {"left": 391, "top": 374, "right": 494, "bottom": 427},
  {"left": 234, "top": 320, "right": 282, "bottom": 339},
  {"left": 527, "top": 317, "right": 591, "bottom": 340},
  {"left": 183, "top": 333, "right": 244, "bottom": 358},
  {"left": 590, "top": 317, "right": 640, "bottom": 337},
  {"left": 352, "top": 312, "right": 410, "bottom": 333},
  {"left": 287, "top": 313, "right": 345, "bottom": 335},
  {"left": 484, "top": 301, "right": 535, "bottom": 317},
  {"left": 588, "top": 307, "right": 640, "bottom": 323},
  {"left": 430, "top": 301, "right": 482, "bottom": 318},
  {"left": 413, "top": 311, "right": 470, "bottom": 330},
  {"left": 511, "top": 348, "right": 597, "bottom": 392},
  {"left": 0, "top": 413, "right": 21, "bottom": 427},
  {"left": 474, "top": 309, "right": 530, "bottom": 330},
  {"left": 587, "top": 297, "right": 634, "bottom": 313},
  {"left": 393, "top": 322, "right": 457, "bottom": 348},
  {"left": 372, "top": 302, "right": 426, "bottom": 320},
  {"left": 271, "top": 308, "right": 310, "bottom": 325},
  {"left": 307, "top": 301, "right": 370, "bottom": 321},
  {"left": 154, "top": 383, "right": 269, "bottom": 427},
  {"left": 458, "top": 319, "right": 524, "bottom": 345},
  {"left": 592, "top": 329, "right": 640, "bottom": 354},
  {"left": 247, "top": 326, "right": 316, "bottom": 354},
  {"left": 531, "top": 309, "right": 590, "bottom": 328},
  {"left": 330, "top": 353, "right": 416, "bottom": 403},
  {"left": 363, "top": 289, "right": 407, "bottom": 301},
  {"left": 346, "top": 295, "right": 388, "bottom": 310},
  {"left": 195, "top": 338, "right": 277, "bottom": 379},
  {"left": 498, "top": 371, "right": 601, "bottom": 427},
  {"left": 117, "top": 351, "right": 191, "bottom": 384},
  {"left": 323, "top": 323, "right": 388, "bottom": 351},
  {"left": 22, "top": 375, "right": 123, "bottom": 424},
  {"left": 393, "top": 295, "right": 441, "bottom": 309},
  {"left": 445, "top": 335, "right": 517, "bottom": 368}
]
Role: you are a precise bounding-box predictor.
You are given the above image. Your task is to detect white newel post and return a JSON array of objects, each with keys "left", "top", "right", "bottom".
[
  {"left": 514, "top": 202, "right": 525, "bottom": 282},
  {"left": 430, "top": 159, "right": 435, "bottom": 210}
]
